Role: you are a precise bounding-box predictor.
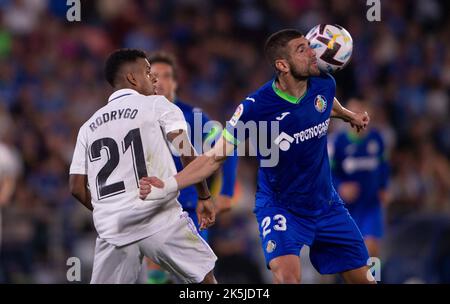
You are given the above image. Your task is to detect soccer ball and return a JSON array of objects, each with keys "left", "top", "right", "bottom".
[{"left": 305, "top": 24, "right": 353, "bottom": 73}]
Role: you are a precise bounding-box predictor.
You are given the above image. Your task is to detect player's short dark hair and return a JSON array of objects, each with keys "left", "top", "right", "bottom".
[
  {"left": 264, "top": 29, "right": 304, "bottom": 69},
  {"left": 147, "top": 51, "right": 178, "bottom": 79},
  {"left": 104, "top": 48, "right": 147, "bottom": 87}
]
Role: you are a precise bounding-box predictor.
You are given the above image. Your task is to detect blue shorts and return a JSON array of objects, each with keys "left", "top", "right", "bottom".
[
  {"left": 255, "top": 203, "right": 369, "bottom": 275},
  {"left": 187, "top": 209, "right": 209, "bottom": 242},
  {"left": 347, "top": 205, "right": 384, "bottom": 239}
]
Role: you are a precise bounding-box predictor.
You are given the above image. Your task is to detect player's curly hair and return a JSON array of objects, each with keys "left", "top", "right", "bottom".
[
  {"left": 104, "top": 49, "right": 147, "bottom": 87},
  {"left": 264, "top": 29, "right": 304, "bottom": 72},
  {"left": 147, "top": 51, "right": 178, "bottom": 80}
]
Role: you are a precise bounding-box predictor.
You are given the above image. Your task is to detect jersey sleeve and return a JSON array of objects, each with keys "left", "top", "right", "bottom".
[
  {"left": 223, "top": 99, "right": 255, "bottom": 146},
  {"left": 154, "top": 96, "right": 188, "bottom": 135},
  {"left": 69, "top": 125, "right": 88, "bottom": 175},
  {"left": 198, "top": 110, "right": 217, "bottom": 143},
  {"left": 318, "top": 72, "right": 336, "bottom": 98}
]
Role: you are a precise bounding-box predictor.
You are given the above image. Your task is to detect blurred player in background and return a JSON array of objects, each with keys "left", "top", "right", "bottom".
[
  {"left": 0, "top": 124, "right": 22, "bottom": 281},
  {"left": 0, "top": 143, "right": 20, "bottom": 210},
  {"left": 329, "top": 97, "right": 390, "bottom": 258},
  {"left": 145, "top": 52, "right": 238, "bottom": 283},
  {"left": 69, "top": 49, "right": 217, "bottom": 284},
  {"left": 140, "top": 29, "right": 375, "bottom": 284},
  {"left": 149, "top": 51, "right": 238, "bottom": 238}
]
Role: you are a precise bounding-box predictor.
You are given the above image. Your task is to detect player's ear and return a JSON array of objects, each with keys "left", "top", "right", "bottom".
[
  {"left": 126, "top": 72, "right": 138, "bottom": 87},
  {"left": 274, "top": 59, "right": 289, "bottom": 74}
]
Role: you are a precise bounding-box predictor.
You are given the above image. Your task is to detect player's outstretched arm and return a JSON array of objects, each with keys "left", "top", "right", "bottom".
[
  {"left": 69, "top": 174, "right": 93, "bottom": 211},
  {"left": 174, "top": 135, "right": 235, "bottom": 189},
  {"left": 139, "top": 136, "right": 235, "bottom": 198},
  {"left": 167, "top": 129, "right": 216, "bottom": 229},
  {"left": 331, "top": 97, "right": 370, "bottom": 132},
  {"left": 166, "top": 129, "right": 211, "bottom": 199}
]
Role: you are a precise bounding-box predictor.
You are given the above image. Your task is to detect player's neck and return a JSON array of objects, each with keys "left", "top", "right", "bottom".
[{"left": 275, "top": 76, "right": 308, "bottom": 100}]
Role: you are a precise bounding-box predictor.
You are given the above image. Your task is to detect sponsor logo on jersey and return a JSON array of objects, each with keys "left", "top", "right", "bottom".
[
  {"left": 276, "top": 112, "right": 290, "bottom": 121},
  {"left": 274, "top": 132, "right": 295, "bottom": 151},
  {"left": 314, "top": 95, "right": 327, "bottom": 113},
  {"left": 229, "top": 104, "right": 243, "bottom": 127},
  {"left": 273, "top": 119, "right": 330, "bottom": 151},
  {"left": 266, "top": 240, "right": 276, "bottom": 253},
  {"left": 343, "top": 156, "right": 379, "bottom": 174}
]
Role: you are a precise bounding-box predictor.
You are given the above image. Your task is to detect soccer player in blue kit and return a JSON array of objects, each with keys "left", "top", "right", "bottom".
[
  {"left": 139, "top": 29, "right": 375, "bottom": 284},
  {"left": 144, "top": 52, "right": 237, "bottom": 284},
  {"left": 329, "top": 97, "right": 390, "bottom": 258},
  {"left": 148, "top": 52, "right": 238, "bottom": 241}
]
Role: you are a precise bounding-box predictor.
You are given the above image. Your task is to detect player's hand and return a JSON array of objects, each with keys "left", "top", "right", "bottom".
[
  {"left": 339, "top": 182, "right": 360, "bottom": 204},
  {"left": 349, "top": 111, "right": 370, "bottom": 133},
  {"left": 139, "top": 176, "right": 164, "bottom": 199},
  {"left": 196, "top": 198, "right": 216, "bottom": 230},
  {"left": 215, "top": 195, "right": 232, "bottom": 215}
]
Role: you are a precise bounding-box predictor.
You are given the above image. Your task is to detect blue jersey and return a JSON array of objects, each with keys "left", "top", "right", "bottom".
[
  {"left": 225, "top": 74, "right": 341, "bottom": 216},
  {"left": 329, "top": 129, "right": 389, "bottom": 213},
  {"left": 173, "top": 100, "right": 238, "bottom": 211}
]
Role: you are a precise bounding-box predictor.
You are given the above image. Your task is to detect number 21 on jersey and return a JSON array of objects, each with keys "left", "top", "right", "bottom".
[{"left": 89, "top": 128, "right": 148, "bottom": 200}]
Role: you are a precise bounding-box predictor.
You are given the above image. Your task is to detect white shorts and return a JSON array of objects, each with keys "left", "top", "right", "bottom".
[{"left": 90, "top": 212, "right": 217, "bottom": 284}]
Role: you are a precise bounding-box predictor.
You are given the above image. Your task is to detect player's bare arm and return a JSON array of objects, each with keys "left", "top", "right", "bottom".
[
  {"left": 215, "top": 195, "right": 233, "bottom": 214},
  {"left": 139, "top": 135, "right": 234, "bottom": 198},
  {"left": 166, "top": 130, "right": 211, "bottom": 198},
  {"left": 331, "top": 97, "right": 370, "bottom": 132},
  {"left": 69, "top": 174, "right": 93, "bottom": 211},
  {"left": 0, "top": 176, "right": 16, "bottom": 206},
  {"left": 174, "top": 135, "right": 235, "bottom": 190},
  {"left": 138, "top": 129, "right": 217, "bottom": 229},
  {"left": 167, "top": 129, "right": 216, "bottom": 229}
]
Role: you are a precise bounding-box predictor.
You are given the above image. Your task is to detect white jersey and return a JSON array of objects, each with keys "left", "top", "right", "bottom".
[
  {"left": 0, "top": 142, "right": 21, "bottom": 179},
  {"left": 70, "top": 89, "right": 187, "bottom": 246}
]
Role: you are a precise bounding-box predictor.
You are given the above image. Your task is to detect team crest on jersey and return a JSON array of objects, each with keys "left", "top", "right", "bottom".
[
  {"left": 266, "top": 240, "right": 276, "bottom": 253},
  {"left": 230, "top": 104, "right": 243, "bottom": 127},
  {"left": 314, "top": 95, "right": 327, "bottom": 113}
]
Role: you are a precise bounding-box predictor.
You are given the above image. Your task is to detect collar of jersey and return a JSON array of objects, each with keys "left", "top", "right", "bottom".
[
  {"left": 108, "top": 89, "right": 139, "bottom": 103},
  {"left": 272, "top": 80, "right": 308, "bottom": 104}
]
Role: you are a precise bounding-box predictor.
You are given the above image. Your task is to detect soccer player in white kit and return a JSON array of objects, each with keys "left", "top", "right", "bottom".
[{"left": 69, "top": 49, "right": 218, "bottom": 284}]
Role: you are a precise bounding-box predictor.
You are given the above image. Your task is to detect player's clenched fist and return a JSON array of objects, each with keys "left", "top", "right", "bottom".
[
  {"left": 196, "top": 198, "right": 216, "bottom": 230},
  {"left": 349, "top": 111, "right": 370, "bottom": 133},
  {"left": 139, "top": 176, "right": 161, "bottom": 198},
  {"left": 139, "top": 176, "right": 178, "bottom": 200}
]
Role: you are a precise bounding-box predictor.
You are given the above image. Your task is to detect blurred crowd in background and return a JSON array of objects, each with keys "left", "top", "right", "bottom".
[{"left": 0, "top": 0, "right": 449, "bottom": 283}]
